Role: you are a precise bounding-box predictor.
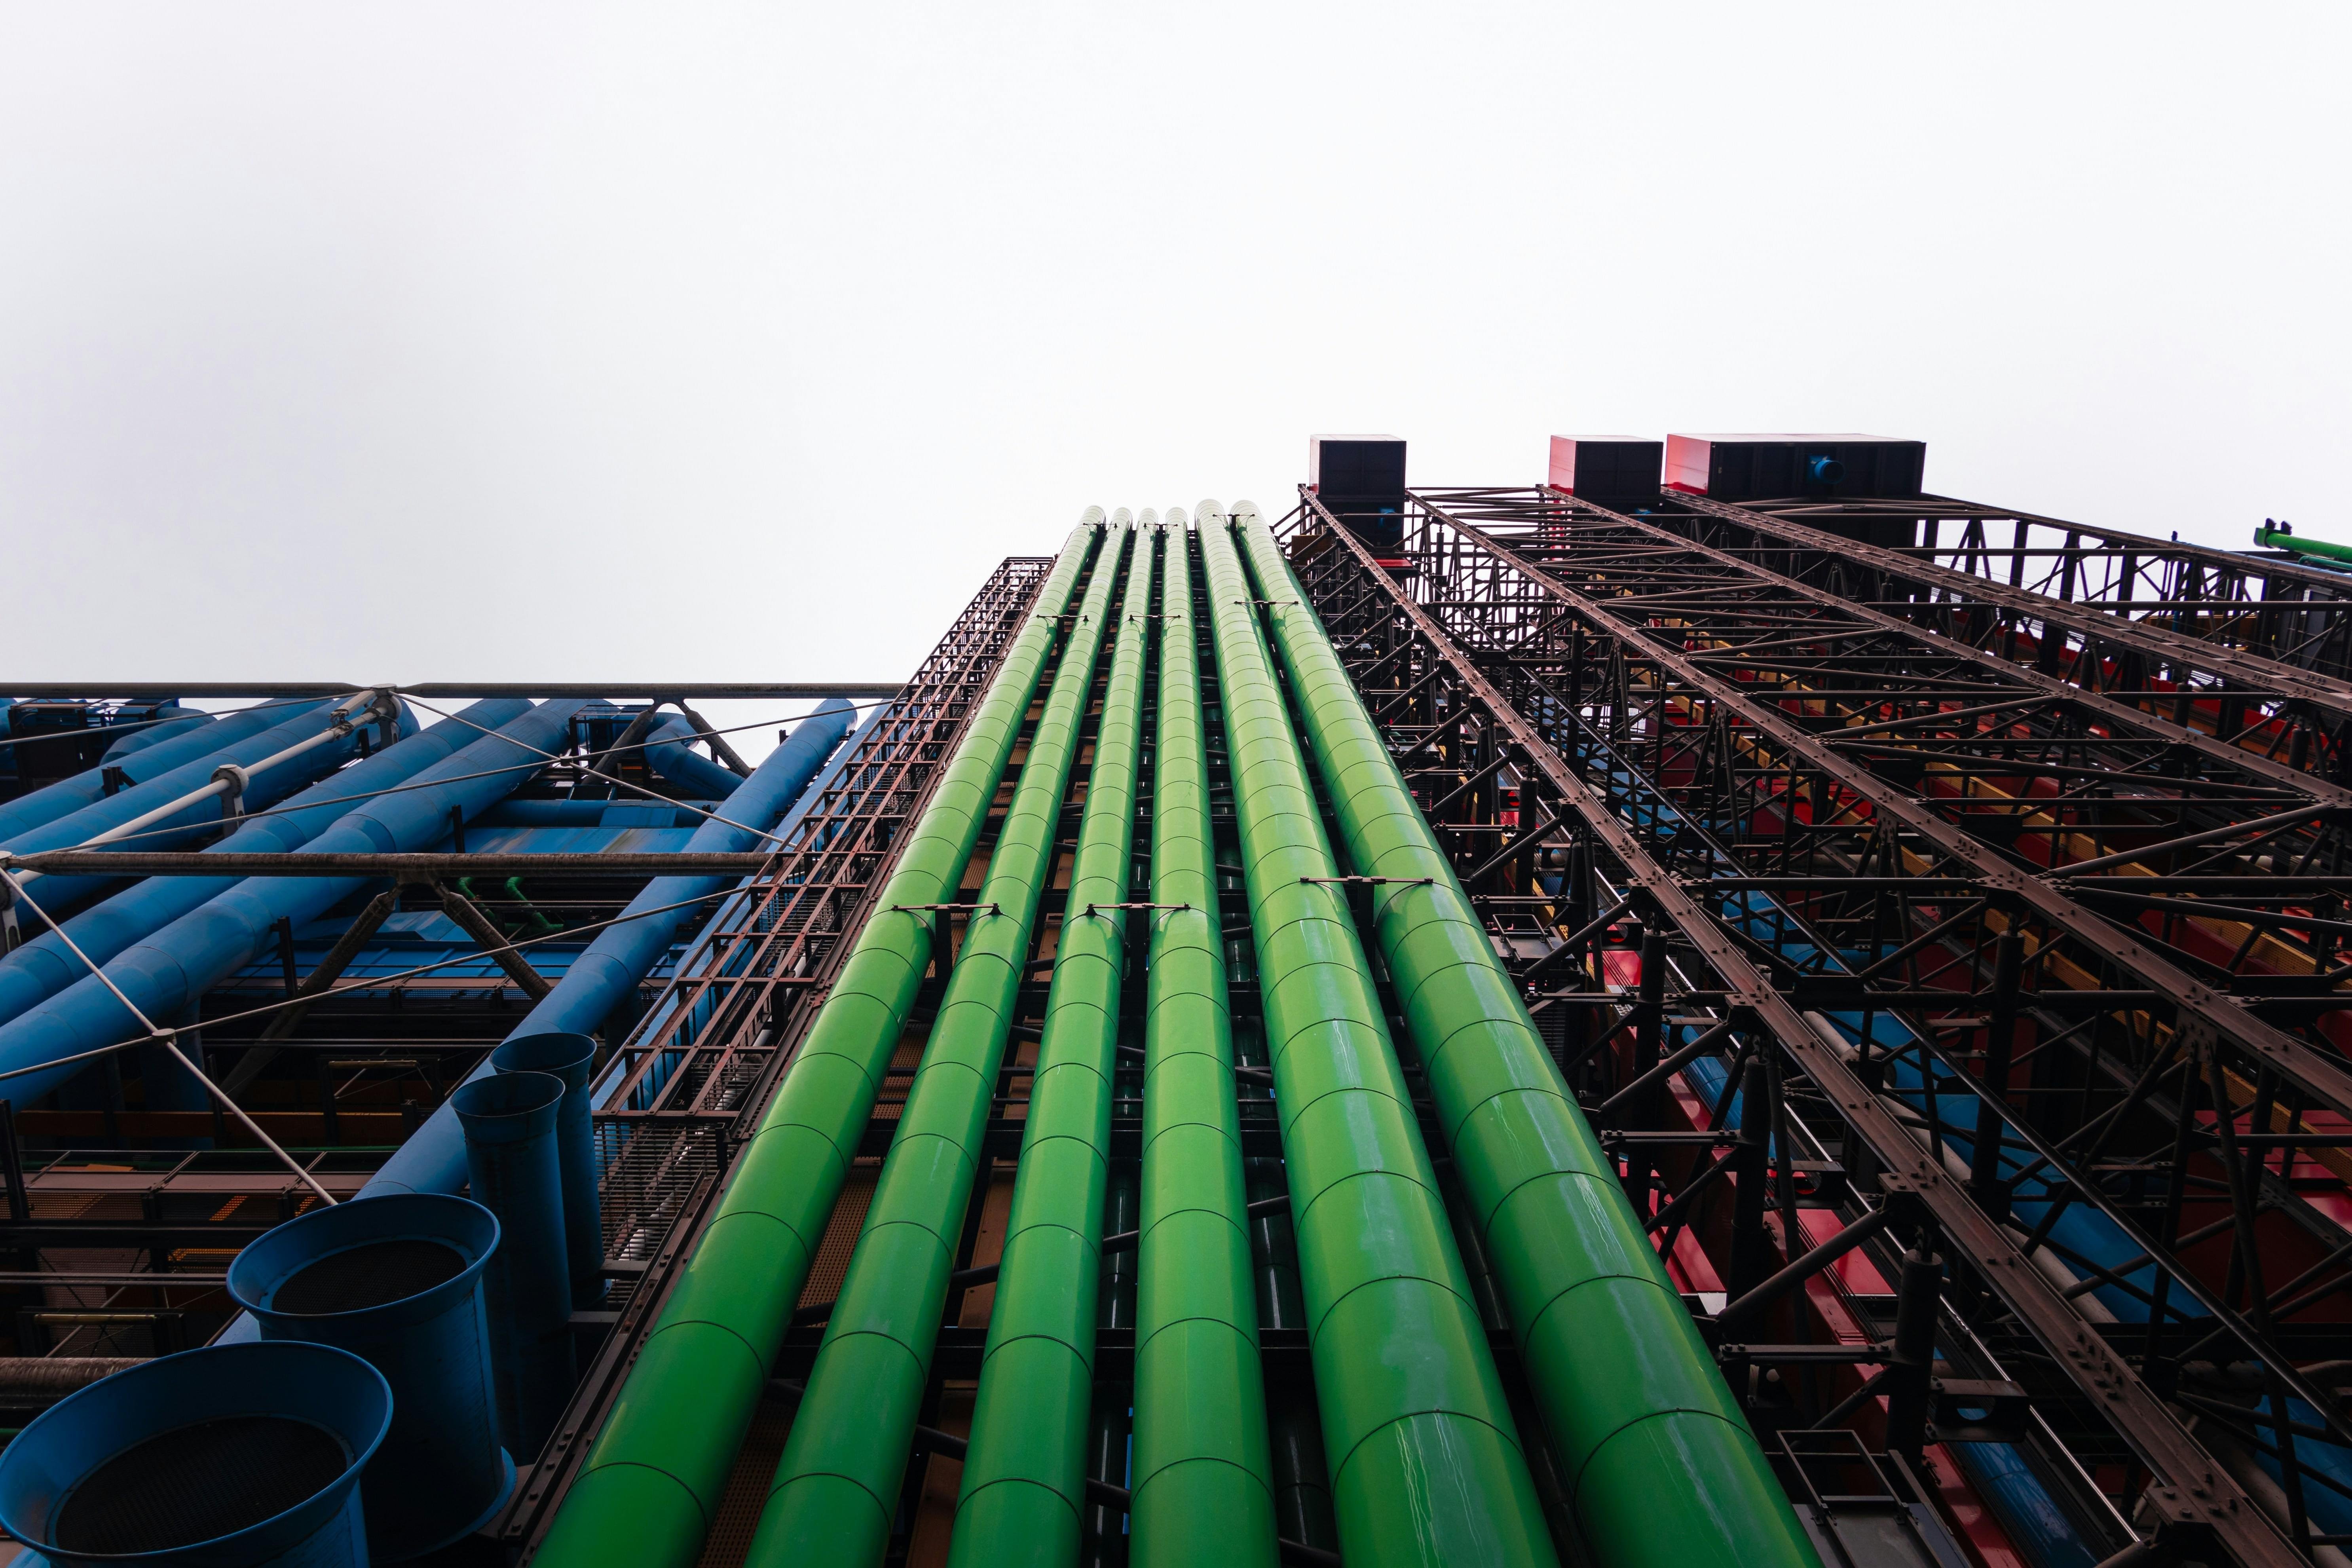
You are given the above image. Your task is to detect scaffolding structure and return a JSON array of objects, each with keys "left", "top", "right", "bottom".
[
  {"left": 1277, "top": 480, "right": 2352, "bottom": 1566},
  {"left": 19, "top": 459, "right": 2352, "bottom": 1568}
]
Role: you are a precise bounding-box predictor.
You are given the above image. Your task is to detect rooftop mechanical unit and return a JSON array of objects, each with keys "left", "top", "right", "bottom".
[
  {"left": 1665, "top": 433, "right": 1927, "bottom": 547},
  {"left": 1308, "top": 433, "right": 1407, "bottom": 549},
  {"left": 1547, "top": 435, "right": 1663, "bottom": 505}
]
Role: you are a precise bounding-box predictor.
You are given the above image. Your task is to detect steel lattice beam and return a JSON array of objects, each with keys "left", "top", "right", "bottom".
[{"left": 1285, "top": 496, "right": 2322, "bottom": 1564}]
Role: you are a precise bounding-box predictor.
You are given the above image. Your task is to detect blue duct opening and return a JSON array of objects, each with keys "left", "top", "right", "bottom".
[
  {"left": 0, "top": 1340, "right": 391, "bottom": 1568},
  {"left": 227, "top": 1193, "right": 512, "bottom": 1563},
  {"left": 493, "top": 1031, "right": 602, "bottom": 1304},
  {"left": 456, "top": 1068, "right": 578, "bottom": 1458}
]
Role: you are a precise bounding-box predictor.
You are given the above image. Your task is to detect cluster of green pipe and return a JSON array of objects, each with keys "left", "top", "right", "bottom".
[
  {"left": 944, "top": 513, "right": 1157, "bottom": 1560},
  {"left": 1197, "top": 508, "right": 1560, "bottom": 1567},
  {"left": 531, "top": 514, "right": 1105, "bottom": 1568},
  {"left": 1127, "top": 514, "right": 1282, "bottom": 1566},
  {"left": 1230, "top": 504, "right": 1820, "bottom": 1568},
  {"left": 535, "top": 502, "right": 1822, "bottom": 1568},
  {"left": 2253, "top": 520, "right": 2352, "bottom": 569},
  {"left": 742, "top": 519, "right": 1134, "bottom": 1564}
]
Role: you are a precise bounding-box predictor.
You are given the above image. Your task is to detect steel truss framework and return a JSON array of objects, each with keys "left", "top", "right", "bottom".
[
  {"left": 490, "top": 554, "right": 1057, "bottom": 1549},
  {"left": 1601, "top": 486, "right": 2352, "bottom": 774},
  {"left": 1280, "top": 488, "right": 2352, "bottom": 1566}
]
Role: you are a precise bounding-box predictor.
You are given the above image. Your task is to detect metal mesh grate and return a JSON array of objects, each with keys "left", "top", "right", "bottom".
[
  {"left": 54, "top": 1415, "right": 347, "bottom": 1553},
  {"left": 273, "top": 1238, "right": 464, "bottom": 1315},
  {"left": 596, "top": 1124, "right": 721, "bottom": 1266}
]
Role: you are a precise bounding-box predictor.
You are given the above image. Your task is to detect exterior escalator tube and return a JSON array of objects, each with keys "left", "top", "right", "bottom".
[
  {"left": 743, "top": 518, "right": 1130, "bottom": 1567},
  {"left": 530, "top": 517, "right": 1103, "bottom": 1568},
  {"left": 0, "top": 697, "right": 366, "bottom": 915},
  {"left": 1196, "top": 510, "right": 1558, "bottom": 1568},
  {"left": 1228, "top": 504, "right": 1820, "bottom": 1568},
  {"left": 0, "top": 696, "right": 301, "bottom": 845},
  {"left": 0, "top": 700, "right": 501, "bottom": 1035},
  {"left": 947, "top": 522, "right": 1155, "bottom": 1564},
  {"left": 1125, "top": 517, "right": 1281, "bottom": 1568},
  {"left": 0, "top": 700, "right": 587, "bottom": 1106},
  {"left": 360, "top": 697, "right": 858, "bottom": 1204}
]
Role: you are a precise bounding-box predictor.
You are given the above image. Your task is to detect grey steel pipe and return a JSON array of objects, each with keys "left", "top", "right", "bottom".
[{"left": 0, "top": 1357, "right": 141, "bottom": 1407}]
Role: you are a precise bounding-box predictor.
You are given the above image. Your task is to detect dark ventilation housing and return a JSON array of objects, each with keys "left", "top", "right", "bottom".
[
  {"left": 1665, "top": 433, "right": 1927, "bottom": 546},
  {"left": 1664, "top": 433, "right": 1925, "bottom": 501},
  {"left": 3, "top": 703, "right": 110, "bottom": 791},
  {"left": 1547, "top": 435, "right": 1663, "bottom": 505},
  {"left": 1308, "top": 434, "right": 1407, "bottom": 549}
]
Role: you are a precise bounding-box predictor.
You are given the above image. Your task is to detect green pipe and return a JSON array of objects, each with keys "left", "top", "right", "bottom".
[
  {"left": 2254, "top": 522, "right": 2352, "bottom": 569},
  {"left": 1197, "top": 507, "right": 1559, "bottom": 1568},
  {"left": 743, "top": 519, "right": 1134, "bottom": 1566},
  {"left": 531, "top": 514, "right": 1105, "bottom": 1568},
  {"left": 1230, "top": 504, "right": 1820, "bottom": 1568},
  {"left": 1125, "top": 515, "right": 1282, "bottom": 1568},
  {"left": 945, "top": 515, "right": 1157, "bottom": 1563}
]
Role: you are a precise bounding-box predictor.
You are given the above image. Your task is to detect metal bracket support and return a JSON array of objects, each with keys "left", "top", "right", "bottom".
[{"left": 211, "top": 764, "right": 248, "bottom": 823}]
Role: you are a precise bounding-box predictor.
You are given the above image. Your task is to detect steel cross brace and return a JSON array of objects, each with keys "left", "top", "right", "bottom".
[
  {"left": 1445, "top": 489, "right": 2352, "bottom": 815},
  {"left": 1295, "top": 504, "right": 2299, "bottom": 1566},
  {"left": 1407, "top": 495, "right": 2352, "bottom": 1133},
  {"left": 1662, "top": 488, "right": 2352, "bottom": 731}
]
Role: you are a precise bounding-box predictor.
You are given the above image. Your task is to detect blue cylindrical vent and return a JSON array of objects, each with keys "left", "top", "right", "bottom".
[
  {"left": 455, "top": 1069, "right": 577, "bottom": 1459},
  {"left": 1807, "top": 454, "right": 1846, "bottom": 485},
  {"left": 0, "top": 1340, "right": 390, "bottom": 1568},
  {"left": 492, "top": 1031, "right": 603, "bottom": 1302},
  {"left": 227, "top": 1193, "right": 513, "bottom": 1562}
]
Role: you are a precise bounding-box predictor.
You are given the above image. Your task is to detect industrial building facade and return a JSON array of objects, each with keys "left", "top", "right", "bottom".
[{"left": 8, "top": 436, "right": 2352, "bottom": 1568}]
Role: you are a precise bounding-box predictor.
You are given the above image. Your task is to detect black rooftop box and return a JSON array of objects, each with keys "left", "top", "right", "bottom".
[
  {"left": 1547, "top": 436, "right": 1661, "bottom": 505},
  {"left": 1664, "top": 434, "right": 1925, "bottom": 503},
  {"left": 1309, "top": 434, "right": 1406, "bottom": 549}
]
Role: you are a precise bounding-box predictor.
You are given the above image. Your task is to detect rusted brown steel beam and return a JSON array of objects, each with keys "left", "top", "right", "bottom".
[
  {"left": 1661, "top": 488, "right": 2352, "bottom": 733},
  {"left": 1404, "top": 492, "right": 2352, "bottom": 1130}
]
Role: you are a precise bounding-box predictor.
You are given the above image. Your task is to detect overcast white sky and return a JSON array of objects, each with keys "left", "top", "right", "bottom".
[{"left": 3, "top": 4, "right": 2346, "bottom": 720}]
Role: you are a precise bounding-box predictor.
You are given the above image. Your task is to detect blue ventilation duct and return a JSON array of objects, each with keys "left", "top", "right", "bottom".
[
  {"left": 583, "top": 704, "right": 879, "bottom": 1119},
  {"left": 0, "top": 700, "right": 511, "bottom": 1036},
  {"left": 641, "top": 712, "right": 745, "bottom": 800},
  {"left": 228, "top": 1194, "right": 510, "bottom": 1563},
  {"left": 0, "top": 698, "right": 335, "bottom": 850},
  {"left": 492, "top": 1032, "right": 602, "bottom": 1302},
  {"left": 473, "top": 799, "right": 720, "bottom": 828},
  {"left": 100, "top": 704, "right": 210, "bottom": 765},
  {"left": 0, "top": 697, "right": 377, "bottom": 917},
  {"left": 0, "top": 700, "right": 587, "bottom": 1106},
  {"left": 0, "top": 1340, "right": 392, "bottom": 1568},
  {"left": 455, "top": 1069, "right": 576, "bottom": 1459},
  {"left": 361, "top": 699, "right": 855, "bottom": 1203}
]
